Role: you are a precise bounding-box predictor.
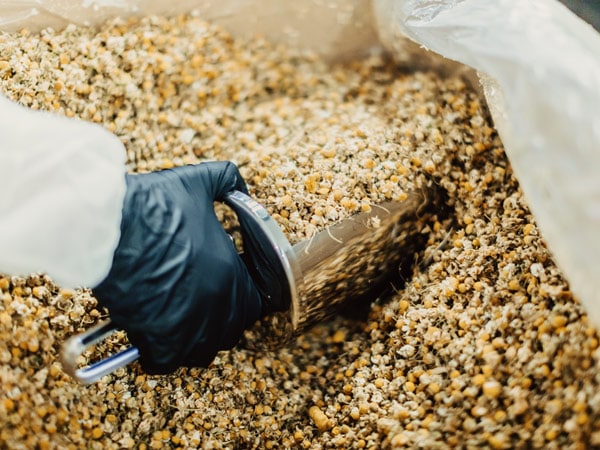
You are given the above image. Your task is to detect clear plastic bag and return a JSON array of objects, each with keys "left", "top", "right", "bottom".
[
  {"left": 373, "top": 0, "right": 600, "bottom": 324},
  {"left": 0, "top": 95, "right": 125, "bottom": 287},
  {"left": 0, "top": 0, "right": 379, "bottom": 61}
]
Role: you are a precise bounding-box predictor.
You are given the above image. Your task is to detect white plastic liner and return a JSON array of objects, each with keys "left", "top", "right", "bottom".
[{"left": 373, "top": 0, "right": 600, "bottom": 324}]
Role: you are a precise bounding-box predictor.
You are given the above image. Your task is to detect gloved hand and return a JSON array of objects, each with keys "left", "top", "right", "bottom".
[{"left": 92, "top": 161, "right": 265, "bottom": 374}]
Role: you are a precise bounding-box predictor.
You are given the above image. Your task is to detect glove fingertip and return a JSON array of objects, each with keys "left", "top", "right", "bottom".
[{"left": 205, "top": 161, "right": 250, "bottom": 200}]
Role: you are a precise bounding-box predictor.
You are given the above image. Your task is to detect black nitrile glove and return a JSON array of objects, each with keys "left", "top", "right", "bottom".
[{"left": 93, "top": 162, "right": 264, "bottom": 374}]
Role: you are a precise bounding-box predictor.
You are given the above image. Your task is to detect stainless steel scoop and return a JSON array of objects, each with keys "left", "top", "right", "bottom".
[{"left": 61, "top": 188, "right": 437, "bottom": 383}]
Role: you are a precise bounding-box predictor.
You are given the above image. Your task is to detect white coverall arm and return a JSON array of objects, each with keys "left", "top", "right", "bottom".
[{"left": 0, "top": 93, "right": 126, "bottom": 287}]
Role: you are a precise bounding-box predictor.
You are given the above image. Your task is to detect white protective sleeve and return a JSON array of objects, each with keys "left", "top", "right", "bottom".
[
  {"left": 0, "top": 94, "right": 126, "bottom": 288},
  {"left": 373, "top": 0, "right": 600, "bottom": 324}
]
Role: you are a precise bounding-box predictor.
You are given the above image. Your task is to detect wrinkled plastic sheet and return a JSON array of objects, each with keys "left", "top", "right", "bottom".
[
  {"left": 0, "top": 0, "right": 380, "bottom": 62},
  {"left": 373, "top": 0, "right": 600, "bottom": 324}
]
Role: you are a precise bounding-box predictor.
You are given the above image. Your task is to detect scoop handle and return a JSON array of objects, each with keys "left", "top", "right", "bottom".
[
  {"left": 60, "top": 190, "right": 299, "bottom": 384},
  {"left": 60, "top": 319, "right": 139, "bottom": 384}
]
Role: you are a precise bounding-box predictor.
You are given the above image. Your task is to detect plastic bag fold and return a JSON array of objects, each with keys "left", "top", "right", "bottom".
[
  {"left": 374, "top": 0, "right": 600, "bottom": 324},
  {"left": 0, "top": 0, "right": 379, "bottom": 62}
]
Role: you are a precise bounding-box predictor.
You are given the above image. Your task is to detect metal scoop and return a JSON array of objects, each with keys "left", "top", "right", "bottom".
[{"left": 61, "top": 188, "right": 437, "bottom": 383}]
